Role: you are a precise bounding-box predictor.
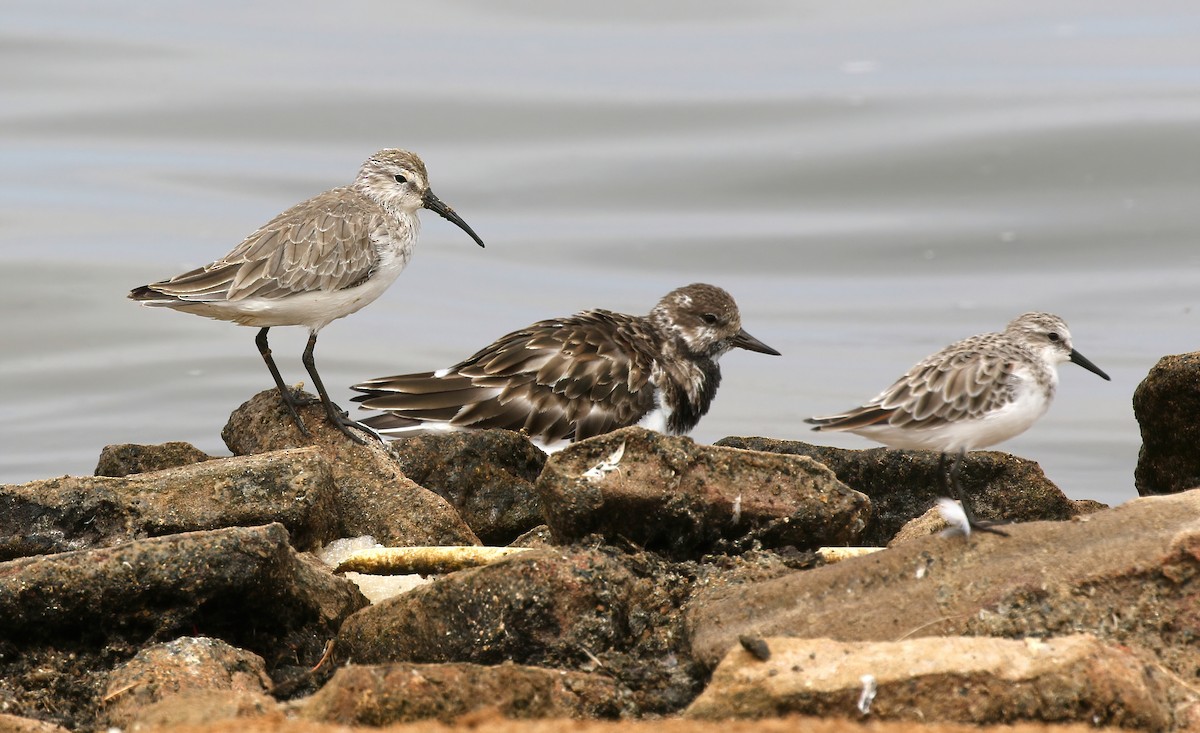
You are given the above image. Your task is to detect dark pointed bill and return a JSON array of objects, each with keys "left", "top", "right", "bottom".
[
  {"left": 1069, "top": 349, "right": 1110, "bottom": 381},
  {"left": 423, "top": 190, "right": 486, "bottom": 248},
  {"left": 731, "top": 328, "right": 781, "bottom": 356}
]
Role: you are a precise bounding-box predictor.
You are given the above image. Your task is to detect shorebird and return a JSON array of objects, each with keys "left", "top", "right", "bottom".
[
  {"left": 351, "top": 283, "right": 780, "bottom": 449},
  {"left": 130, "top": 149, "right": 486, "bottom": 443},
  {"left": 806, "top": 312, "right": 1110, "bottom": 527}
]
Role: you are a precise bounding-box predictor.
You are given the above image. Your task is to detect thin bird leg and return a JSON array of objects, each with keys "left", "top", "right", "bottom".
[
  {"left": 255, "top": 327, "right": 310, "bottom": 436},
  {"left": 300, "top": 332, "right": 373, "bottom": 444},
  {"left": 946, "top": 449, "right": 1008, "bottom": 537}
]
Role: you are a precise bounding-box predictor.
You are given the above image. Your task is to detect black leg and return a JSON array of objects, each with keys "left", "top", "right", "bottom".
[
  {"left": 300, "top": 331, "right": 373, "bottom": 444},
  {"left": 944, "top": 449, "right": 1008, "bottom": 537},
  {"left": 255, "top": 327, "right": 310, "bottom": 436}
]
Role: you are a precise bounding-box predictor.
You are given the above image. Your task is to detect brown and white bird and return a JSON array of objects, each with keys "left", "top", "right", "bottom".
[
  {"left": 807, "top": 312, "right": 1110, "bottom": 527},
  {"left": 351, "top": 283, "right": 780, "bottom": 449},
  {"left": 130, "top": 149, "right": 486, "bottom": 443}
]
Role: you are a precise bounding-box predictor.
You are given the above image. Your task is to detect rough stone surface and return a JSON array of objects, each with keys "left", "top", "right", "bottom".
[
  {"left": 297, "top": 662, "right": 633, "bottom": 724},
  {"left": 717, "top": 437, "right": 1077, "bottom": 546},
  {"left": 0, "top": 448, "right": 339, "bottom": 559},
  {"left": 222, "top": 389, "right": 480, "bottom": 547},
  {"left": 103, "top": 636, "right": 275, "bottom": 729},
  {"left": 388, "top": 430, "right": 548, "bottom": 545},
  {"left": 0, "top": 714, "right": 70, "bottom": 733},
  {"left": 687, "top": 490, "right": 1200, "bottom": 694},
  {"left": 0, "top": 523, "right": 367, "bottom": 729},
  {"left": 335, "top": 546, "right": 704, "bottom": 714},
  {"left": 1134, "top": 352, "right": 1200, "bottom": 496},
  {"left": 95, "top": 441, "right": 215, "bottom": 477},
  {"left": 686, "top": 635, "right": 1179, "bottom": 730},
  {"left": 536, "top": 427, "right": 870, "bottom": 558}
]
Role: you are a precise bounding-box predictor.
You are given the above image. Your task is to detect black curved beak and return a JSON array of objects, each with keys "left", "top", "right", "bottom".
[
  {"left": 423, "top": 190, "right": 486, "bottom": 248},
  {"left": 1069, "top": 349, "right": 1110, "bottom": 381},
  {"left": 732, "top": 328, "right": 781, "bottom": 356}
]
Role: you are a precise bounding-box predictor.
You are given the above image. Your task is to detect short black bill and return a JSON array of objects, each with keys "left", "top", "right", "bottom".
[
  {"left": 1069, "top": 349, "right": 1110, "bottom": 381},
  {"left": 731, "top": 328, "right": 781, "bottom": 356},
  {"left": 423, "top": 190, "right": 486, "bottom": 248}
]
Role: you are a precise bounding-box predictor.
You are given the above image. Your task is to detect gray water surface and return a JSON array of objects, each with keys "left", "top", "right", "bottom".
[{"left": 5, "top": 1, "right": 1200, "bottom": 506}]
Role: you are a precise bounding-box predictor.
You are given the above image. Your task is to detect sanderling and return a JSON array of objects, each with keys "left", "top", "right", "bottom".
[
  {"left": 351, "top": 283, "right": 780, "bottom": 449},
  {"left": 806, "top": 312, "right": 1110, "bottom": 526},
  {"left": 130, "top": 149, "right": 486, "bottom": 443}
]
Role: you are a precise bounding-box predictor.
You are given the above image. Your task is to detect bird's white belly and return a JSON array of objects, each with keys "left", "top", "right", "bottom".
[
  {"left": 852, "top": 384, "right": 1051, "bottom": 453},
  {"left": 168, "top": 251, "right": 409, "bottom": 331}
]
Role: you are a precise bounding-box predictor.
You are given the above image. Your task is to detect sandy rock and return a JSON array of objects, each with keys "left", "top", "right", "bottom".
[
  {"left": 388, "top": 430, "right": 548, "bottom": 545},
  {"left": 297, "top": 662, "right": 632, "bottom": 724},
  {"left": 687, "top": 490, "right": 1200, "bottom": 695},
  {"left": 95, "top": 441, "right": 215, "bottom": 477},
  {"left": 686, "top": 635, "right": 1177, "bottom": 729},
  {"left": 103, "top": 636, "right": 276, "bottom": 729},
  {"left": 717, "top": 437, "right": 1078, "bottom": 545},
  {"left": 536, "top": 428, "right": 869, "bottom": 558},
  {"left": 0, "top": 448, "right": 338, "bottom": 559},
  {"left": 222, "top": 389, "right": 480, "bottom": 547},
  {"left": 334, "top": 546, "right": 703, "bottom": 714},
  {"left": 1134, "top": 353, "right": 1200, "bottom": 495},
  {"left": 509, "top": 524, "right": 555, "bottom": 549},
  {"left": 0, "top": 714, "right": 71, "bottom": 733}
]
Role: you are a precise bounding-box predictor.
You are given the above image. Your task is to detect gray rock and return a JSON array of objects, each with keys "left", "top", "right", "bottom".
[
  {"left": 222, "top": 389, "right": 480, "bottom": 547},
  {"left": 103, "top": 637, "right": 276, "bottom": 729},
  {"left": 0, "top": 448, "right": 338, "bottom": 559},
  {"left": 686, "top": 635, "right": 1178, "bottom": 730},
  {"left": 536, "top": 427, "right": 870, "bottom": 558},
  {"left": 1134, "top": 353, "right": 1200, "bottom": 495},
  {"left": 718, "top": 436, "right": 1079, "bottom": 545},
  {"left": 94, "top": 441, "right": 214, "bottom": 477},
  {"left": 388, "top": 429, "right": 547, "bottom": 545},
  {"left": 297, "top": 662, "right": 633, "bottom": 724}
]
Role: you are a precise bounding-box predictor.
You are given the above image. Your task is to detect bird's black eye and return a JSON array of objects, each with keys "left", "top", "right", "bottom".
[
  {"left": 1048, "top": 332, "right": 1060, "bottom": 342},
  {"left": 394, "top": 174, "right": 407, "bottom": 184},
  {"left": 701, "top": 313, "right": 718, "bottom": 325}
]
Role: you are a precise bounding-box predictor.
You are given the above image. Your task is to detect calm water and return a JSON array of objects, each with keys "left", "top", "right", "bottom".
[{"left": 4, "top": 2, "right": 1200, "bottom": 507}]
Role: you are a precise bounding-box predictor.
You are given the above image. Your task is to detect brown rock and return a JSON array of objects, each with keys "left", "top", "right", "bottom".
[
  {"left": 388, "top": 430, "right": 548, "bottom": 545},
  {"left": 0, "top": 448, "right": 338, "bottom": 559},
  {"left": 686, "top": 635, "right": 1177, "bottom": 729},
  {"left": 687, "top": 489, "right": 1200, "bottom": 694},
  {"left": 95, "top": 441, "right": 215, "bottom": 477},
  {"left": 222, "top": 389, "right": 480, "bottom": 547},
  {"left": 536, "top": 427, "right": 869, "bottom": 558},
  {"left": 0, "top": 524, "right": 365, "bottom": 729},
  {"left": 297, "top": 662, "right": 632, "bottom": 724},
  {"left": 717, "top": 437, "right": 1078, "bottom": 545},
  {"left": 334, "top": 546, "right": 703, "bottom": 714},
  {"left": 1134, "top": 353, "right": 1200, "bottom": 495},
  {"left": 0, "top": 714, "right": 71, "bottom": 733},
  {"left": 103, "top": 636, "right": 276, "bottom": 729}
]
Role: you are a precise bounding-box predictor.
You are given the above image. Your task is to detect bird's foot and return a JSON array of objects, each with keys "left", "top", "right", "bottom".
[{"left": 324, "top": 407, "right": 385, "bottom": 445}]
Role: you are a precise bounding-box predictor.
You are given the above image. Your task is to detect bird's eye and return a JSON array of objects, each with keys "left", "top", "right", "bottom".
[
  {"left": 394, "top": 174, "right": 407, "bottom": 184},
  {"left": 1048, "top": 332, "right": 1060, "bottom": 342},
  {"left": 701, "top": 313, "right": 718, "bottom": 325}
]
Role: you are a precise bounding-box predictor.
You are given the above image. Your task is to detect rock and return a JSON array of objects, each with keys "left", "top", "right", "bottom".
[
  {"left": 334, "top": 546, "right": 703, "bottom": 714},
  {"left": 388, "top": 430, "right": 548, "bottom": 545},
  {"left": 1134, "top": 353, "right": 1200, "bottom": 495},
  {"left": 103, "top": 637, "right": 276, "bottom": 729},
  {"left": 687, "top": 489, "right": 1200, "bottom": 696},
  {"left": 222, "top": 389, "right": 480, "bottom": 547},
  {"left": 509, "top": 524, "right": 555, "bottom": 549},
  {"left": 685, "top": 635, "right": 1178, "bottom": 729},
  {"left": 717, "top": 437, "right": 1078, "bottom": 546},
  {"left": 536, "top": 427, "right": 870, "bottom": 558},
  {"left": 297, "top": 662, "right": 632, "bottom": 724},
  {"left": 0, "top": 524, "right": 366, "bottom": 729},
  {"left": 94, "top": 441, "right": 215, "bottom": 477},
  {"left": 0, "top": 448, "right": 339, "bottom": 559},
  {"left": 105, "top": 689, "right": 278, "bottom": 731},
  {"left": 0, "top": 715, "right": 71, "bottom": 733}
]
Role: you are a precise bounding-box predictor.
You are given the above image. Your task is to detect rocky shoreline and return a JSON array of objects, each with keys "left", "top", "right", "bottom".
[{"left": 1, "top": 353, "right": 1198, "bottom": 732}]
